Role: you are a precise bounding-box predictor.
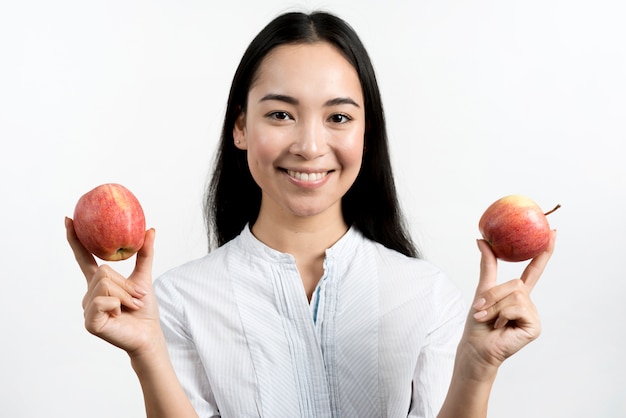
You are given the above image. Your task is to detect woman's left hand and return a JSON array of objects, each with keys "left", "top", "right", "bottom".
[{"left": 460, "top": 230, "right": 557, "bottom": 376}]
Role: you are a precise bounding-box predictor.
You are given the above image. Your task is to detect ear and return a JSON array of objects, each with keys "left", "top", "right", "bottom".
[{"left": 233, "top": 110, "right": 248, "bottom": 150}]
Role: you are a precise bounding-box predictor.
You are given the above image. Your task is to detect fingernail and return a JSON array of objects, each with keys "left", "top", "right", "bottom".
[
  {"left": 135, "top": 286, "right": 148, "bottom": 296},
  {"left": 494, "top": 316, "right": 507, "bottom": 329},
  {"left": 473, "top": 310, "right": 487, "bottom": 320},
  {"left": 132, "top": 298, "right": 144, "bottom": 307},
  {"left": 472, "top": 298, "right": 486, "bottom": 310}
]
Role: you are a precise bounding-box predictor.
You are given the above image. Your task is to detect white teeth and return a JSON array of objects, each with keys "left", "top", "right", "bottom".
[{"left": 287, "top": 170, "right": 328, "bottom": 182}]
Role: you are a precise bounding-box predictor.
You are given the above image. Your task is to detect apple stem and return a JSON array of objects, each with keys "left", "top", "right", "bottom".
[{"left": 544, "top": 204, "right": 561, "bottom": 216}]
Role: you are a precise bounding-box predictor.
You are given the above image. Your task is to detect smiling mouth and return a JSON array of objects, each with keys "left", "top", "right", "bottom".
[{"left": 286, "top": 169, "right": 330, "bottom": 182}]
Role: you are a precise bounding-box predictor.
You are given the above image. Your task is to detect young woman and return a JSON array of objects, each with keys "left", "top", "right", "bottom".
[{"left": 66, "top": 11, "right": 556, "bottom": 418}]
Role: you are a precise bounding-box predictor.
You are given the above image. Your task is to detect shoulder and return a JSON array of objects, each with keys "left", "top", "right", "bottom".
[
  {"left": 153, "top": 235, "right": 242, "bottom": 297},
  {"left": 364, "top": 236, "right": 466, "bottom": 313},
  {"left": 368, "top": 237, "right": 445, "bottom": 282}
]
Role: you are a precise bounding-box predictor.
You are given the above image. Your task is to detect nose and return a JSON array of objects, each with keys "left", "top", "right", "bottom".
[{"left": 289, "top": 118, "right": 328, "bottom": 160}]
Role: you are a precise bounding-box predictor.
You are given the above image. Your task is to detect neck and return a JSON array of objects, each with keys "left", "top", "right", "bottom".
[
  {"left": 252, "top": 211, "right": 348, "bottom": 257},
  {"left": 251, "top": 202, "right": 349, "bottom": 301}
]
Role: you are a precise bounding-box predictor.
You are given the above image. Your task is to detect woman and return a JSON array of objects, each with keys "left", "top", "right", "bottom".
[{"left": 66, "top": 11, "right": 556, "bottom": 418}]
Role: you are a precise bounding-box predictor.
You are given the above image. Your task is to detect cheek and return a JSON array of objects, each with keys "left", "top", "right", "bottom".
[
  {"left": 246, "top": 128, "right": 281, "bottom": 167},
  {"left": 336, "top": 130, "right": 365, "bottom": 167}
]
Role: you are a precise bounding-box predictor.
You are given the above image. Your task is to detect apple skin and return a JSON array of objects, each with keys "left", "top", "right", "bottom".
[
  {"left": 478, "top": 195, "right": 554, "bottom": 262},
  {"left": 73, "top": 183, "right": 146, "bottom": 261}
]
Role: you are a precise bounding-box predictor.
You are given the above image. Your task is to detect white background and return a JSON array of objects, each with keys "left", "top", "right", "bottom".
[{"left": 1, "top": 0, "right": 625, "bottom": 417}]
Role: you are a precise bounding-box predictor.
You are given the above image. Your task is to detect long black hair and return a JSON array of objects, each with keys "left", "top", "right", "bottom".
[{"left": 204, "top": 11, "right": 419, "bottom": 258}]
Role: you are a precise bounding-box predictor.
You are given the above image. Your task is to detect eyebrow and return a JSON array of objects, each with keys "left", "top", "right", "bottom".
[{"left": 259, "top": 93, "right": 361, "bottom": 108}]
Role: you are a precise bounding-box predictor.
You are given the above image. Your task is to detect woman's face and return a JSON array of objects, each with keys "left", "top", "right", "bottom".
[{"left": 234, "top": 42, "right": 365, "bottom": 223}]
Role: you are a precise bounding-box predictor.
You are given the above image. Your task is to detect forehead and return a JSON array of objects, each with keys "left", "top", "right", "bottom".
[{"left": 250, "top": 42, "right": 363, "bottom": 102}]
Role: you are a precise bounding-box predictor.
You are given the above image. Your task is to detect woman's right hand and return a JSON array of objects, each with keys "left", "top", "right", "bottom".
[
  {"left": 67, "top": 218, "right": 199, "bottom": 416},
  {"left": 65, "top": 217, "right": 162, "bottom": 358}
]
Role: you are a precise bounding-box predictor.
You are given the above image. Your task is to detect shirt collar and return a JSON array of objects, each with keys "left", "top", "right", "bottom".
[{"left": 237, "top": 223, "right": 362, "bottom": 263}]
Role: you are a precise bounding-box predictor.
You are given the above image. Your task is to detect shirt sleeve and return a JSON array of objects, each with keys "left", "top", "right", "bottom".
[
  {"left": 154, "top": 276, "right": 221, "bottom": 418},
  {"left": 408, "top": 278, "right": 466, "bottom": 417}
]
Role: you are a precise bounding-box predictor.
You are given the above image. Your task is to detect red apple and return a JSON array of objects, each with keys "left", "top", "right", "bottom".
[
  {"left": 73, "top": 183, "right": 146, "bottom": 261},
  {"left": 478, "top": 195, "right": 559, "bottom": 262}
]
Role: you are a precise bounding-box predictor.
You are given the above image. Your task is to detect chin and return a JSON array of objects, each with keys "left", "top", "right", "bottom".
[
  {"left": 289, "top": 207, "right": 327, "bottom": 218},
  {"left": 285, "top": 200, "right": 341, "bottom": 219}
]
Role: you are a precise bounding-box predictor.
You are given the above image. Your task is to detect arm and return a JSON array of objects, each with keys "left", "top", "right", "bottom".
[
  {"left": 66, "top": 218, "right": 198, "bottom": 418},
  {"left": 130, "top": 336, "right": 198, "bottom": 418},
  {"left": 438, "top": 231, "right": 556, "bottom": 418},
  {"left": 437, "top": 344, "right": 497, "bottom": 417}
]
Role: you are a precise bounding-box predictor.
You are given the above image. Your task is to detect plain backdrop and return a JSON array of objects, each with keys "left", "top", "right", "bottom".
[{"left": 1, "top": 0, "right": 625, "bottom": 417}]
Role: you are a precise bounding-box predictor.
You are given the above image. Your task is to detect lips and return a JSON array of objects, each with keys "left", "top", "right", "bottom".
[{"left": 286, "top": 169, "right": 329, "bottom": 182}]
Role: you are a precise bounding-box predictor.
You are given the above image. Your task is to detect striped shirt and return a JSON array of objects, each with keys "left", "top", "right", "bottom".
[{"left": 154, "top": 226, "right": 466, "bottom": 417}]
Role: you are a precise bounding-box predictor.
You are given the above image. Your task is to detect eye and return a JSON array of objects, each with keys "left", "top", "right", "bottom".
[
  {"left": 267, "top": 111, "right": 293, "bottom": 121},
  {"left": 328, "top": 113, "right": 352, "bottom": 124}
]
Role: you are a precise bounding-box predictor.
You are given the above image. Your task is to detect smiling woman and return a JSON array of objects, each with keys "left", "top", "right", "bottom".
[
  {"left": 65, "top": 10, "right": 557, "bottom": 418},
  {"left": 206, "top": 13, "right": 414, "bottom": 257},
  {"left": 233, "top": 42, "right": 365, "bottom": 235}
]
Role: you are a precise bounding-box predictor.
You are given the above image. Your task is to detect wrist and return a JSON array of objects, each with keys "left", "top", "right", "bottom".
[
  {"left": 126, "top": 332, "right": 198, "bottom": 417},
  {"left": 128, "top": 333, "right": 170, "bottom": 376},
  {"left": 438, "top": 345, "right": 499, "bottom": 418},
  {"left": 453, "top": 340, "right": 500, "bottom": 383}
]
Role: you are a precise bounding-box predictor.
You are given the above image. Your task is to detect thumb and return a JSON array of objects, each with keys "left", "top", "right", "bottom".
[
  {"left": 65, "top": 217, "right": 98, "bottom": 282},
  {"left": 476, "top": 238, "right": 498, "bottom": 296},
  {"left": 128, "top": 228, "right": 155, "bottom": 287}
]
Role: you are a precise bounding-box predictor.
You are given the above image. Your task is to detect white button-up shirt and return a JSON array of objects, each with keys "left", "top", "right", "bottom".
[{"left": 154, "top": 226, "right": 466, "bottom": 417}]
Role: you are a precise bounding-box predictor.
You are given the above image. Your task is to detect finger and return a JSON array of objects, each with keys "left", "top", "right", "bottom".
[
  {"left": 85, "top": 266, "right": 146, "bottom": 310},
  {"left": 475, "top": 238, "right": 498, "bottom": 296},
  {"left": 84, "top": 295, "right": 123, "bottom": 336},
  {"left": 473, "top": 278, "right": 525, "bottom": 319},
  {"left": 129, "top": 228, "right": 155, "bottom": 287},
  {"left": 490, "top": 303, "right": 540, "bottom": 335},
  {"left": 520, "top": 230, "right": 557, "bottom": 292},
  {"left": 474, "top": 295, "right": 532, "bottom": 331},
  {"left": 491, "top": 294, "right": 540, "bottom": 337},
  {"left": 65, "top": 217, "right": 98, "bottom": 282}
]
